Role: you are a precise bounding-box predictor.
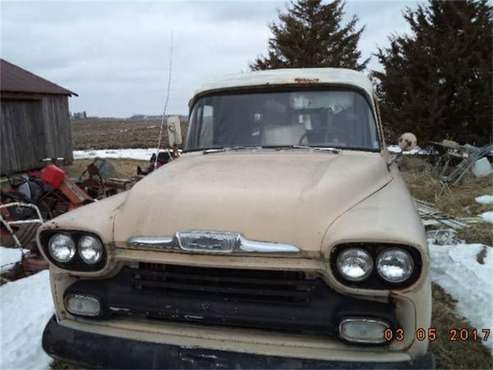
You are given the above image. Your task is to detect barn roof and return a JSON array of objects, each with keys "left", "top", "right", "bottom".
[
  {"left": 193, "top": 68, "right": 374, "bottom": 100},
  {"left": 0, "top": 59, "right": 77, "bottom": 96}
]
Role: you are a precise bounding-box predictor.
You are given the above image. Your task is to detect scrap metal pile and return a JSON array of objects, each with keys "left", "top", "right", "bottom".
[
  {"left": 413, "top": 140, "right": 492, "bottom": 245},
  {"left": 77, "top": 158, "right": 138, "bottom": 199},
  {"left": 0, "top": 151, "right": 178, "bottom": 275},
  {"left": 0, "top": 157, "right": 138, "bottom": 274},
  {"left": 415, "top": 198, "right": 482, "bottom": 245},
  {"left": 430, "top": 141, "right": 493, "bottom": 185}
]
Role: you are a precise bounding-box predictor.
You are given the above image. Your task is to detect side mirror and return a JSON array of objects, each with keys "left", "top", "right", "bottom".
[{"left": 167, "top": 116, "right": 182, "bottom": 147}]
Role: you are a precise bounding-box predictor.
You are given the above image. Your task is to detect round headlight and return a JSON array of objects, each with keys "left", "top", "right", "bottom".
[
  {"left": 48, "top": 234, "right": 76, "bottom": 263},
  {"left": 376, "top": 248, "right": 414, "bottom": 283},
  {"left": 336, "top": 248, "right": 373, "bottom": 282},
  {"left": 78, "top": 235, "right": 104, "bottom": 264}
]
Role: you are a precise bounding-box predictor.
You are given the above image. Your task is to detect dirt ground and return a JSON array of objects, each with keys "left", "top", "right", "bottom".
[{"left": 71, "top": 118, "right": 187, "bottom": 150}]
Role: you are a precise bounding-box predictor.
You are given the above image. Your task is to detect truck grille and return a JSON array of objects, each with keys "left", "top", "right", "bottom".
[
  {"left": 132, "top": 263, "right": 314, "bottom": 304},
  {"left": 65, "top": 263, "right": 396, "bottom": 337}
]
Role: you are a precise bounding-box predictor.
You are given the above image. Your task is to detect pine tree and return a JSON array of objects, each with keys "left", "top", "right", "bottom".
[
  {"left": 251, "top": 0, "right": 369, "bottom": 71},
  {"left": 373, "top": 0, "right": 492, "bottom": 145}
]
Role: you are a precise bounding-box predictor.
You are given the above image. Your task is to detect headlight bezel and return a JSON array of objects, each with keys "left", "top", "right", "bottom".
[
  {"left": 376, "top": 248, "right": 415, "bottom": 283},
  {"left": 48, "top": 233, "right": 76, "bottom": 263},
  {"left": 331, "top": 243, "right": 422, "bottom": 289},
  {"left": 40, "top": 230, "right": 107, "bottom": 271},
  {"left": 336, "top": 248, "right": 374, "bottom": 282},
  {"left": 78, "top": 235, "right": 104, "bottom": 264}
]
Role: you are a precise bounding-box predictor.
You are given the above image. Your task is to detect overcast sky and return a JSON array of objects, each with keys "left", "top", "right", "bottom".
[{"left": 1, "top": 0, "right": 419, "bottom": 117}]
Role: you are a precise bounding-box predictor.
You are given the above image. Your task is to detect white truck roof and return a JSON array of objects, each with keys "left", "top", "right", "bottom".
[{"left": 193, "top": 68, "right": 374, "bottom": 100}]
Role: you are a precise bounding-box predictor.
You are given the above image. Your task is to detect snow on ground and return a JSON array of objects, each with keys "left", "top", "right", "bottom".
[
  {"left": 73, "top": 148, "right": 157, "bottom": 161},
  {"left": 0, "top": 247, "right": 23, "bottom": 273},
  {"left": 480, "top": 211, "right": 493, "bottom": 224},
  {"left": 476, "top": 195, "right": 493, "bottom": 205},
  {"left": 429, "top": 242, "right": 493, "bottom": 349},
  {"left": 0, "top": 270, "right": 53, "bottom": 370}
]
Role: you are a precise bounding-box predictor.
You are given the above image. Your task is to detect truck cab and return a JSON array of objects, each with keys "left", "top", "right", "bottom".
[{"left": 38, "top": 68, "right": 433, "bottom": 369}]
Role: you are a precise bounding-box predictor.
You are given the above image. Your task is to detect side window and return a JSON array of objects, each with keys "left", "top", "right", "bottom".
[
  {"left": 188, "top": 105, "right": 203, "bottom": 149},
  {"left": 373, "top": 97, "right": 385, "bottom": 148},
  {"left": 349, "top": 93, "right": 379, "bottom": 149},
  {"left": 367, "top": 107, "right": 379, "bottom": 149},
  {"left": 199, "top": 105, "right": 214, "bottom": 147}
]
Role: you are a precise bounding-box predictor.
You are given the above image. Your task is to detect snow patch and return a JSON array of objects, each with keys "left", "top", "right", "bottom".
[
  {"left": 430, "top": 243, "right": 493, "bottom": 349},
  {"left": 0, "top": 271, "right": 53, "bottom": 370},
  {"left": 0, "top": 247, "right": 23, "bottom": 272},
  {"left": 476, "top": 195, "right": 493, "bottom": 205},
  {"left": 480, "top": 211, "right": 493, "bottom": 224},
  {"left": 73, "top": 148, "right": 157, "bottom": 161}
]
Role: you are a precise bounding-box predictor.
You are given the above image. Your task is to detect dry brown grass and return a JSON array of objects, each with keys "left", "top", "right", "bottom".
[
  {"left": 456, "top": 224, "right": 493, "bottom": 246},
  {"left": 431, "top": 284, "right": 493, "bottom": 369},
  {"left": 400, "top": 158, "right": 444, "bottom": 203},
  {"left": 400, "top": 156, "right": 493, "bottom": 246},
  {"left": 400, "top": 156, "right": 493, "bottom": 217},
  {"left": 400, "top": 157, "right": 493, "bottom": 368}
]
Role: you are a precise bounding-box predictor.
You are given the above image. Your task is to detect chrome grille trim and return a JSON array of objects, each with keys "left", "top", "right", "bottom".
[
  {"left": 127, "top": 232, "right": 300, "bottom": 254},
  {"left": 127, "top": 236, "right": 177, "bottom": 249},
  {"left": 239, "top": 236, "right": 300, "bottom": 253}
]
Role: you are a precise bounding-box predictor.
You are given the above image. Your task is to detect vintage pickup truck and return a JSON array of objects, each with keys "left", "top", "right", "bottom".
[{"left": 38, "top": 68, "right": 433, "bottom": 369}]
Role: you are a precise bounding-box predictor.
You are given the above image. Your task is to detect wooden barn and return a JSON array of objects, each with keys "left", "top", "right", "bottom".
[{"left": 0, "top": 59, "right": 77, "bottom": 175}]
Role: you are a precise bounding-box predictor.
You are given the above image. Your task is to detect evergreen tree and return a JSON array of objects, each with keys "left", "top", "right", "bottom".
[
  {"left": 251, "top": 0, "right": 368, "bottom": 71},
  {"left": 373, "top": 0, "right": 492, "bottom": 145}
]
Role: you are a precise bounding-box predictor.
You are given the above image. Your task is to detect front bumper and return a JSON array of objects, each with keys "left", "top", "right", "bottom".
[{"left": 42, "top": 316, "right": 434, "bottom": 369}]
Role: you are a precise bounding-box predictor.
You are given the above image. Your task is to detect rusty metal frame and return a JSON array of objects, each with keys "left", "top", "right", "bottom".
[{"left": 0, "top": 202, "right": 44, "bottom": 247}]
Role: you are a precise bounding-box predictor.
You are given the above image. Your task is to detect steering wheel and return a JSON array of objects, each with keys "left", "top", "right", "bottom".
[
  {"left": 298, "top": 127, "right": 348, "bottom": 145},
  {"left": 298, "top": 132, "right": 309, "bottom": 145}
]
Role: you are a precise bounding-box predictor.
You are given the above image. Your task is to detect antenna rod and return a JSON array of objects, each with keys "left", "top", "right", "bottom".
[{"left": 155, "top": 31, "right": 174, "bottom": 168}]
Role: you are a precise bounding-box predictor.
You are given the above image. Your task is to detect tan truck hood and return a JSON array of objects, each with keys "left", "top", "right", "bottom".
[{"left": 114, "top": 150, "right": 392, "bottom": 253}]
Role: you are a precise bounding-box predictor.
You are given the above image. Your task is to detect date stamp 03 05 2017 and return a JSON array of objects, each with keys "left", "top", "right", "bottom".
[{"left": 384, "top": 328, "right": 491, "bottom": 343}]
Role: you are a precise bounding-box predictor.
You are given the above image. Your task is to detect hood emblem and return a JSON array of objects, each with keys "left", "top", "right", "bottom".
[
  {"left": 128, "top": 231, "right": 300, "bottom": 254},
  {"left": 178, "top": 231, "right": 239, "bottom": 253}
]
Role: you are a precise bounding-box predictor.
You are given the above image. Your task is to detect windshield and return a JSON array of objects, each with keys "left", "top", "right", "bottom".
[{"left": 186, "top": 89, "right": 380, "bottom": 151}]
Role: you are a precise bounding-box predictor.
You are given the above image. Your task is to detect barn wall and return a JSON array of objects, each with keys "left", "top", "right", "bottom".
[
  {"left": 0, "top": 94, "right": 73, "bottom": 175},
  {"left": 41, "top": 95, "right": 74, "bottom": 164}
]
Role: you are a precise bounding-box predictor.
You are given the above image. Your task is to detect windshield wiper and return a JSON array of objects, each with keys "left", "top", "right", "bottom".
[
  {"left": 261, "top": 145, "right": 341, "bottom": 154},
  {"left": 310, "top": 146, "right": 341, "bottom": 153},
  {"left": 202, "top": 147, "right": 226, "bottom": 154},
  {"left": 202, "top": 146, "right": 260, "bottom": 154},
  {"left": 201, "top": 145, "right": 341, "bottom": 154}
]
